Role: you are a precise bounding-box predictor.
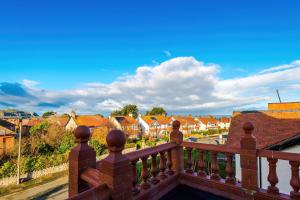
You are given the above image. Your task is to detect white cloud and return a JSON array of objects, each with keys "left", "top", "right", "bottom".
[
  {"left": 163, "top": 50, "right": 171, "bottom": 57},
  {"left": 22, "top": 79, "right": 39, "bottom": 88},
  {"left": 1, "top": 57, "right": 300, "bottom": 115},
  {"left": 259, "top": 60, "right": 300, "bottom": 74}
]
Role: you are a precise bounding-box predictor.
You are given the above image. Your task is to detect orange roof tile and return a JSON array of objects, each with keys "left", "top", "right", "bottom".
[
  {"left": 115, "top": 116, "right": 137, "bottom": 126},
  {"left": 226, "top": 111, "right": 300, "bottom": 149},
  {"left": 174, "top": 116, "right": 197, "bottom": 125},
  {"left": 58, "top": 116, "right": 70, "bottom": 127},
  {"left": 219, "top": 117, "right": 231, "bottom": 123},
  {"left": 142, "top": 115, "right": 172, "bottom": 125},
  {"left": 197, "top": 116, "right": 218, "bottom": 125},
  {"left": 22, "top": 118, "right": 43, "bottom": 126},
  {"left": 75, "top": 115, "right": 109, "bottom": 127}
]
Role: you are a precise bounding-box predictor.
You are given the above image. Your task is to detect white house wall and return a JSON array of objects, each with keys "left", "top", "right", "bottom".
[
  {"left": 137, "top": 117, "right": 150, "bottom": 135},
  {"left": 65, "top": 117, "right": 77, "bottom": 130}
]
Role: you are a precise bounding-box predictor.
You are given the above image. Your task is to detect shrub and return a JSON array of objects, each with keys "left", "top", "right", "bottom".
[
  {"left": 89, "top": 139, "right": 108, "bottom": 156},
  {"left": 0, "top": 161, "right": 16, "bottom": 178}
]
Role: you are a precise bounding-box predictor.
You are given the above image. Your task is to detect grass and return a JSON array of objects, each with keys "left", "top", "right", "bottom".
[{"left": 0, "top": 170, "right": 68, "bottom": 197}]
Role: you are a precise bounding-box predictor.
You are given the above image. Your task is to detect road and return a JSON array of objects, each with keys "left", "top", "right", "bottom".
[{"left": 1, "top": 176, "right": 68, "bottom": 200}]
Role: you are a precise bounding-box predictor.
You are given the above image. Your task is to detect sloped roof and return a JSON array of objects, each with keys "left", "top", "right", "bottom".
[
  {"left": 196, "top": 116, "right": 218, "bottom": 125},
  {"left": 22, "top": 118, "right": 43, "bottom": 126},
  {"left": 219, "top": 117, "right": 231, "bottom": 123},
  {"left": 115, "top": 116, "right": 137, "bottom": 126},
  {"left": 58, "top": 116, "right": 70, "bottom": 127},
  {"left": 75, "top": 115, "right": 109, "bottom": 127},
  {"left": 142, "top": 115, "right": 172, "bottom": 125},
  {"left": 172, "top": 116, "right": 197, "bottom": 125},
  {"left": 226, "top": 111, "right": 300, "bottom": 149}
]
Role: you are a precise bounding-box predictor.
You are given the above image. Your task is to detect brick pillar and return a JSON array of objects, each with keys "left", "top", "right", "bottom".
[
  {"left": 69, "top": 126, "right": 96, "bottom": 197},
  {"left": 240, "top": 122, "right": 258, "bottom": 198},
  {"left": 98, "top": 129, "right": 132, "bottom": 200},
  {"left": 170, "top": 120, "right": 184, "bottom": 173}
]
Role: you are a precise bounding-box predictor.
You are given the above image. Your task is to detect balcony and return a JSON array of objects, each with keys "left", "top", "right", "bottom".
[{"left": 67, "top": 121, "right": 300, "bottom": 200}]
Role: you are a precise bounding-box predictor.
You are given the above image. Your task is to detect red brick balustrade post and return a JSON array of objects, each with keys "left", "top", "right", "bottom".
[
  {"left": 98, "top": 129, "right": 132, "bottom": 200},
  {"left": 131, "top": 159, "right": 140, "bottom": 195},
  {"left": 289, "top": 161, "right": 300, "bottom": 199},
  {"left": 225, "top": 153, "right": 235, "bottom": 184},
  {"left": 197, "top": 149, "right": 206, "bottom": 177},
  {"left": 185, "top": 147, "right": 194, "bottom": 173},
  {"left": 150, "top": 153, "right": 160, "bottom": 184},
  {"left": 267, "top": 158, "right": 279, "bottom": 195},
  {"left": 167, "top": 150, "right": 174, "bottom": 175},
  {"left": 141, "top": 156, "right": 151, "bottom": 189},
  {"left": 240, "top": 122, "right": 258, "bottom": 196},
  {"left": 170, "top": 120, "right": 184, "bottom": 173},
  {"left": 69, "top": 126, "right": 96, "bottom": 197},
  {"left": 210, "top": 151, "right": 220, "bottom": 180},
  {"left": 159, "top": 151, "right": 167, "bottom": 179}
]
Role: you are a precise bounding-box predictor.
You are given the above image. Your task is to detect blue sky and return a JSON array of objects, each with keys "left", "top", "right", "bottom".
[{"left": 0, "top": 0, "right": 300, "bottom": 114}]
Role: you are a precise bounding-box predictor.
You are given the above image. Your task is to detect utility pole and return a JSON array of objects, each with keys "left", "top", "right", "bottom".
[
  {"left": 16, "top": 114, "right": 22, "bottom": 185},
  {"left": 276, "top": 89, "right": 282, "bottom": 103}
]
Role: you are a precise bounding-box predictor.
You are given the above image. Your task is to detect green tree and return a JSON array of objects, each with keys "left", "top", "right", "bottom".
[
  {"left": 42, "top": 111, "right": 56, "bottom": 118},
  {"left": 146, "top": 107, "right": 167, "bottom": 116},
  {"left": 121, "top": 104, "right": 139, "bottom": 118},
  {"left": 110, "top": 104, "right": 139, "bottom": 118}
]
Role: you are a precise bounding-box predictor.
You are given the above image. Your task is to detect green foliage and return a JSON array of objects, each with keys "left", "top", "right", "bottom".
[
  {"left": 0, "top": 161, "right": 16, "bottom": 178},
  {"left": 36, "top": 142, "right": 54, "bottom": 155},
  {"left": 42, "top": 111, "right": 56, "bottom": 118},
  {"left": 57, "top": 131, "right": 75, "bottom": 154},
  {"left": 29, "top": 121, "right": 49, "bottom": 136},
  {"left": 89, "top": 139, "right": 108, "bottom": 156},
  {"left": 110, "top": 104, "right": 139, "bottom": 118},
  {"left": 146, "top": 107, "right": 167, "bottom": 116}
]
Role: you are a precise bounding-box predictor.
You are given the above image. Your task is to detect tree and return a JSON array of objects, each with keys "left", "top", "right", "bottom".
[
  {"left": 146, "top": 107, "right": 167, "bottom": 116},
  {"left": 110, "top": 104, "right": 139, "bottom": 118},
  {"left": 121, "top": 104, "right": 139, "bottom": 118},
  {"left": 42, "top": 111, "right": 56, "bottom": 118}
]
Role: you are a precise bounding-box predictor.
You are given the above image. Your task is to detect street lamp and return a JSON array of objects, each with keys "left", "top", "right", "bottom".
[{"left": 16, "top": 114, "right": 23, "bottom": 184}]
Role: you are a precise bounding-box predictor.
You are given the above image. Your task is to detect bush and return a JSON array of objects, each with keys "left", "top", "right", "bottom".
[
  {"left": 57, "top": 131, "right": 75, "bottom": 154},
  {"left": 89, "top": 139, "right": 108, "bottom": 156},
  {"left": 0, "top": 161, "right": 17, "bottom": 178}
]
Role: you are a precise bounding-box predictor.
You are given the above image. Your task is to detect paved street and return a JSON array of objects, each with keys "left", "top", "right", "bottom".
[{"left": 1, "top": 176, "right": 68, "bottom": 200}]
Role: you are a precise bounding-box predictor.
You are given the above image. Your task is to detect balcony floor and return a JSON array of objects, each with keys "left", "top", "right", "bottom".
[{"left": 160, "top": 184, "right": 229, "bottom": 200}]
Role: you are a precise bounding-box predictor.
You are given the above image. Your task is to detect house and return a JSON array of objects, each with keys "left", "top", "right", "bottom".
[
  {"left": 172, "top": 116, "right": 198, "bottom": 134},
  {"left": 226, "top": 103, "right": 300, "bottom": 195},
  {"left": 64, "top": 111, "right": 110, "bottom": 133},
  {"left": 0, "top": 119, "right": 16, "bottom": 156},
  {"left": 109, "top": 115, "right": 139, "bottom": 137},
  {"left": 138, "top": 115, "right": 173, "bottom": 137},
  {"left": 195, "top": 116, "right": 219, "bottom": 130},
  {"left": 217, "top": 116, "right": 231, "bottom": 129}
]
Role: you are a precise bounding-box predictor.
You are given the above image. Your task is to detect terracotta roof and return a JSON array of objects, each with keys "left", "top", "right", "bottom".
[
  {"left": 58, "top": 116, "right": 70, "bottom": 127},
  {"left": 22, "top": 118, "right": 43, "bottom": 126},
  {"left": 219, "top": 117, "right": 231, "bottom": 123},
  {"left": 142, "top": 115, "right": 172, "bottom": 125},
  {"left": 114, "top": 116, "right": 137, "bottom": 126},
  {"left": 75, "top": 115, "right": 109, "bottom": 127},
  {"left": 196, "top": 116, "right": 218, "bottom": 125},
  {"left": 173, "top": 116, "right": 197, "bottom": 125},
  {"left": 226, "top": 111, "right": 300, "bottom": 149}
]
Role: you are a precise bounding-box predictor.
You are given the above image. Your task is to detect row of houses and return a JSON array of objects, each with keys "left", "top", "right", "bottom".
[{"left": 0, "top": 110, "right": 230, "bottom": 156}]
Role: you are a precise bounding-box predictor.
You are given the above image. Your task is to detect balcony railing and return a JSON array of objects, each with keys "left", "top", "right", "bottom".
[{"left": 68, "top": 121, "right": 300, "bottom": 200}]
